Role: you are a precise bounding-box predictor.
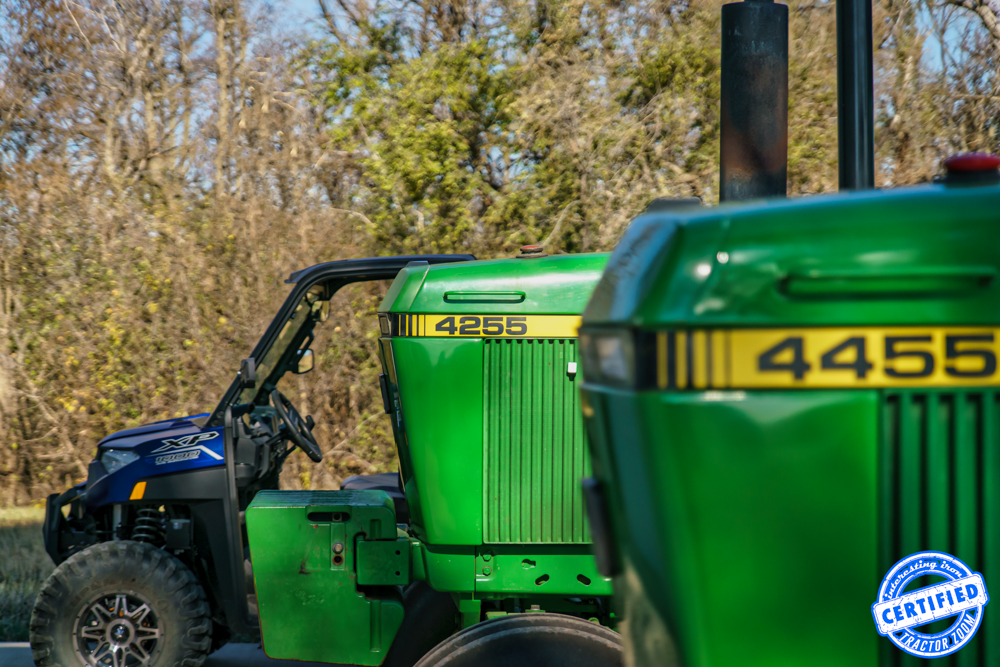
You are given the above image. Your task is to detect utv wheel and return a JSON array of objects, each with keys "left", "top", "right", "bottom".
[
  {"left": 413, "top": 613, "right": 623, "bottom": 667},
  {"left": 30, "top": 540, "right": 212, "bottom": 667}
]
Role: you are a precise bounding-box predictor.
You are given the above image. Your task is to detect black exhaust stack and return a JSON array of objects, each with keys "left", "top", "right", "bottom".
[
  {"left": 719, "top": 0, "right": 788, "bottom": 202},
  {"left": 720, "top": 0, "right": 875, "bottom": 199},
  {"left": 836, "top": 0, "right": 875, "bottom": 190}
]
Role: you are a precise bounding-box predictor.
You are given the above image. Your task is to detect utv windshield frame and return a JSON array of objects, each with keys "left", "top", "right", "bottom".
[{"left": 205, "top": 255, "right": 475, "bottom": 428}]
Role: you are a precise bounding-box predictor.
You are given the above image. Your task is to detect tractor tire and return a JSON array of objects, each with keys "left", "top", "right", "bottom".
[
  {"left": 29, "top": 540, "right": 212, "bottom": 667},
  {"left": 382, "top": 582, "right": 459, "bottom": 667},
  {"left": 413, "top": 613, "right": 623, "bottom": 667}
]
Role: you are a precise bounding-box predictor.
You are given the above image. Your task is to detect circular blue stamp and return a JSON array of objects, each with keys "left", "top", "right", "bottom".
[{"left": 872, "top": 551, "right": 989, "bottom": 658}]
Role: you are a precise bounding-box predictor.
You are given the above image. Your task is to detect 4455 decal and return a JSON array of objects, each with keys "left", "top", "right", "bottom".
[{"left": 655, "top": 327, "right": 1000, "bottom": 389}]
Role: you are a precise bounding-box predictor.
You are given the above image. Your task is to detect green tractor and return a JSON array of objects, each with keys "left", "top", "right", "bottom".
[
  {"left": 245, "top": 249, "right": 624, "bottom": 666},
  {"left": 578, "top": 155, "right": 1000, "bottom": 666},
  {"left": 577, "top": 0, "right": 1000, "bottom": 664}
]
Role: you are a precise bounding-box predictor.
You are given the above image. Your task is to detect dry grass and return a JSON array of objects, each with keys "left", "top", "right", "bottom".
[{"left": 0, "top": 506, "right": 51, "bottom": 641}]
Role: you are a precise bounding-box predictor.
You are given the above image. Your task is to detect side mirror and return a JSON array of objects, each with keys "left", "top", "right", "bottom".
[
  {"left": 312, "top": 300, "right": 330, "bottom": 323},
  {"left": 295, "top": 349, "right": 315, "bottom": 375},
  {"left": 240, "top": 358, "right": 256, "bottom": 388}
]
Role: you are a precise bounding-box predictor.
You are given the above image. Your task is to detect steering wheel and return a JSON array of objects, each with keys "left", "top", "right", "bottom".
[{"left": 270, "top": 390, "right": 323, "bottom": 462}]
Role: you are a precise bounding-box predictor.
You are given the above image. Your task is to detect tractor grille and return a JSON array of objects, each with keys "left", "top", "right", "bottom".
[
  {"left": 482, "top": 338, "right": 590, "bottom": 544},
  {"left": 880, "top": 390, "right": 1000, "bottom": 667}
]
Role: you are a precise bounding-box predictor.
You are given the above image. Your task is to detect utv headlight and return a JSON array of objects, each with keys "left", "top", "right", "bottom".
[{"left": 100, "top": 449, "right": 140, "bottom": 474}]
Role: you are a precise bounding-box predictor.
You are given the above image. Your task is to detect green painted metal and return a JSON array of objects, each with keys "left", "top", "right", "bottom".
[
  {"left": 378, "top": 254, "right": 609, "bottom": 552},
  {"left": 388, "top": 336, "right": 485, "bottom": 546},
  {"left": 579, "top": 180, "right": 1000, "bottom": 666},
  {"left": 474, "top": 546, "right": 612, "bottom": 596},
  {"left": 379, "top": 256, "right": 614, "bottom": 620},
  {"left": 458, "top": 598, "right": 482, "bottom": 629},
  {"left": 589, "top": 389, "right": 879, "bottom": 665},
  {"left": 483, "top": 338, "right": 590, "bottom": 544},
  {"left": 881, "top": 390, "right": 1000, "bottom": 667},
  {"left": 585, "top": 184, "right": 1000, "bottom": 329},
  {"left": 356, "top": 539, "right": 410, "bottom": 586},
  {"left": 411, "top": 542, "right": 475, "bottom": 592},
  {"left": 246, "top": 490, "right": 403, "bottom": 666},
  {"left": 379, "top": 255, "right": 607, "bottom": 547},
  {"left": 383, "top": 254, "right": 609, "bottom": 315}
]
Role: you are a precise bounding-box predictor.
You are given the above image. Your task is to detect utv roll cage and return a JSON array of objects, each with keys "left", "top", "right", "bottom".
[{"left": 215, "top": 253, "right": 475, "bottom": 633}]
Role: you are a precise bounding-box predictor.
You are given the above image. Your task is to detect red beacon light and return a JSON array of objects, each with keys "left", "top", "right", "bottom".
[
  {"left": 944, "top": 152, "right": 1000, "bottom": 174},
  {"left": 940, "top": 152, "right": 1000, "bottom": 185},
  {"left": 516, "top": 244, "right": 548, "bottom": 259}
]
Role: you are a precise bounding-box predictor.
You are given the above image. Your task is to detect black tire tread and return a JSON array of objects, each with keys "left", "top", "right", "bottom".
[
  {"left": 30, "top": 540, "right": 212, "bottom": 667},
  {"left": 414, "top": 612, "right": 622, "bottom": 667}
]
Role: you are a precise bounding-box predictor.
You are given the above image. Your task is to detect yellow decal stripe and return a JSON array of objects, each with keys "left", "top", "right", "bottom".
[
  {"left": 657, "top": 327, "right": 1000, "bottom": 389},
  {"left": 692, "top": 330, "right": 708, "bottom": 389},
  {"left": 130, "top": 481, "right": 147, "bottom": 500},
  {"left": 711, "top": 330, "right": 728, "bottom": 388},
  {"left": 675, "top": 331, "right": 687, "bottom": 389},
  {"left": 407, "top": 314, "right": 582, "bottom": 338}
]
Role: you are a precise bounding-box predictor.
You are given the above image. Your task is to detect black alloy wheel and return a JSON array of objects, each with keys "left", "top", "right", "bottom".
[
  {"left": 30, "top": 540, "right": 212, "bottom": 667},
  {"left": 73, "top": 591, "right": 162, "bottom": 665}
]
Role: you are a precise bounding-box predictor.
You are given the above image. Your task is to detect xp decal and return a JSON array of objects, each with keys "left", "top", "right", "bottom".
[
  {"left": 873, "top": 551, "right": 989, "bottom": 658},
  {"left": 653, "top": 327, "right": 1000, "bottom": 389},
  {"left": 148, "top": 431, "right": 223, "bottom": 465},
  {"left": 389, "top": 313, "right": 581, "bottom": 338}
]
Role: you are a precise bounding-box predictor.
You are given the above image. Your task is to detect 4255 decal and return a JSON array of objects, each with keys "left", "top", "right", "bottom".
[
  {"left": 390, "top": 314, "right": 582, "bottom": 338},
  {"left": 435, "top": 315, "right": 528, "bottom": 336}
]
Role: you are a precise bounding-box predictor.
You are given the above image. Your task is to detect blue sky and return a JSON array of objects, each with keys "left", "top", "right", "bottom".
[{"left": 275, "top": 0, "right": 326, "bottom": 35}]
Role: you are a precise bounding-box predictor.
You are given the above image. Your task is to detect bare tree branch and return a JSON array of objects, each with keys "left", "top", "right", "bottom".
[{"left": 946, "top": 0, "right": 1000, "bottom": 50}]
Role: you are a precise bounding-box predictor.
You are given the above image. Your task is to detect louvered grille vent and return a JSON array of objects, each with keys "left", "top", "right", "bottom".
[
  {"left": 881, "top": 390, "right": 1000, "bottom": 666},
  {"left": 483, "top": 338, "right": 590, "bottom": 544}
]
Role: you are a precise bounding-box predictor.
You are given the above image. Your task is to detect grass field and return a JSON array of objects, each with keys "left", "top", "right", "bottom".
[{"left": 0, "top": 506, "right": 51, "bottom": 641}]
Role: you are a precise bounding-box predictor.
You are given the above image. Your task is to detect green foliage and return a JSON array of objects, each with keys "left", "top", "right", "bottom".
[
  {"left": 314, "top": 39, "right": 515, "bottom": 254},
  {"left": 300, "top": 1, "right": 737, "bottom": 256}
]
